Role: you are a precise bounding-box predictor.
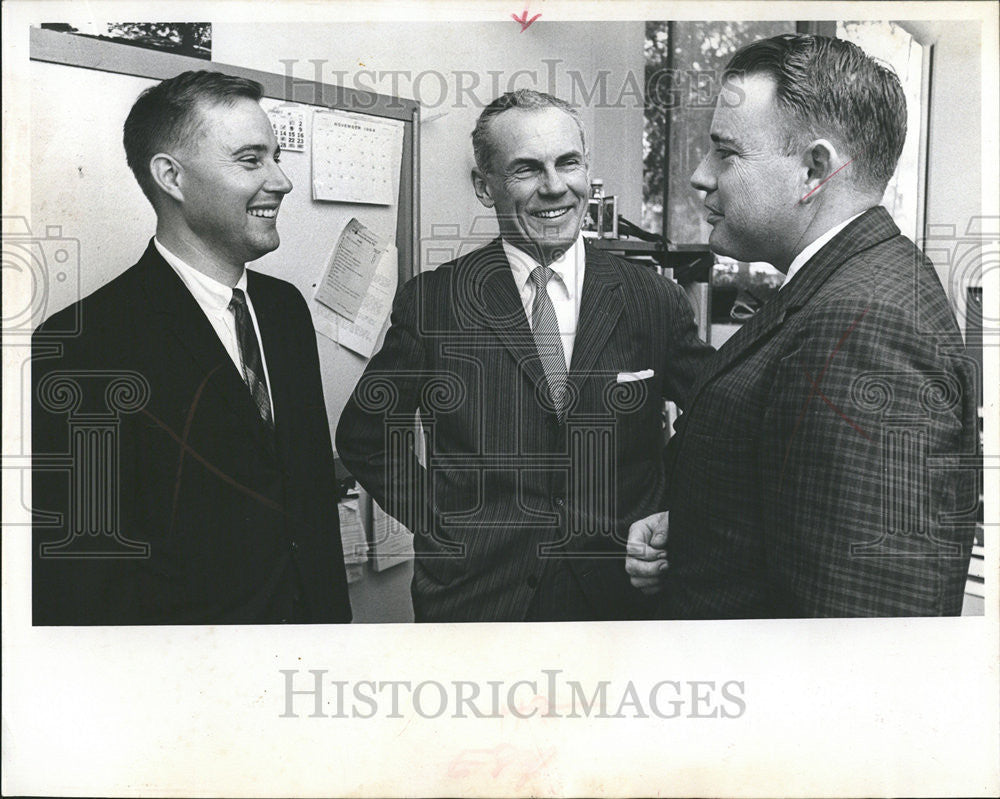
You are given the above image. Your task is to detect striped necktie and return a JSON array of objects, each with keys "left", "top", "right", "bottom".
[
  {"left": 228, "top": 288, "right": 274, "bottom": 428},
  {"left": 529, "top": 265, "right": 568, "bottom": 419}
]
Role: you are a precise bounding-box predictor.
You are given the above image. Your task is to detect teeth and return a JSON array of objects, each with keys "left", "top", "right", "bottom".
[
  {"left": 248, "top": 208, "right": 277, "bottom": 218},
  {"left": 533, "top": 208, "right": 569, "bottom": 219}
]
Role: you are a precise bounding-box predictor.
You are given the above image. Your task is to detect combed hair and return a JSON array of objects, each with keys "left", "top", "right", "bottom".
[
  {"left": 123, "top": 70, "right": 263, "bottom": 202},
  {"left": 471, "top": 89, "right": 586, "bottom": 173},
  {"left": 724, "top": 34, "right": 907, "bottom": 192}
]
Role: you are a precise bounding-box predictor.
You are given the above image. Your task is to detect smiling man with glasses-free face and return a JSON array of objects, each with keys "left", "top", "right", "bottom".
[
  {"left": 471, "top": 104, "right": 590, "bottom": 266},
  {"left": 337, "top": 89, "right": 713, "bottom": 623},
  {"left": 32, "top": 71, "right": 351, "bottom": 625}
]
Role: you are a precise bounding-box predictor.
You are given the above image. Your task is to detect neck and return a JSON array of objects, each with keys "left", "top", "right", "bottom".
[
  {"left": 156, "top": 221, "right": 244, "bottom": 287},
  {"left": 506, "top": 237, "right": 575, "bottom": 268},
  {"left": 780, "top": 196, "right": 875, "bottom": 273}
]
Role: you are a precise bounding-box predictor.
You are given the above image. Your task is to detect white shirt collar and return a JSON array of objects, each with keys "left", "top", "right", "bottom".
[
  {"left": 780, "top": 210, "right": 867, "bottom": 290},
  {"left": 502, "top": 234, "right": 585, "bottom": 299},
  {"left": 154, "top": 237, "right": 247, "bottom": 312}
]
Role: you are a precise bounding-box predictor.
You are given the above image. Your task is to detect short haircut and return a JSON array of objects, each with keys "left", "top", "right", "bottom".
[
  {"left": 724, "top": 34, "right": 907, "bottom": 192},
  {"left": 123, "top": 70, "right": 263, "bottom": 203},
  {"left": 471, "top": 89, "right": 587, "bottom": 173}
]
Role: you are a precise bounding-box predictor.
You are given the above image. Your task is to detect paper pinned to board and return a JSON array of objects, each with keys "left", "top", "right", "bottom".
[
  {"left": 312, "top": 243, "right": 398, "bottom": 360},
  {"left": 311, "top": 108, "right": 404, "bottom": 205},
  {"left": 315, "top": 217, "right": 391, "bottom": 321},
  {"left": 336, "top": 245, "right": 397, "bottom": 358}
]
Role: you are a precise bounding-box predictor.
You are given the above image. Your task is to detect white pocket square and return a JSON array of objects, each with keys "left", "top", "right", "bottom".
[{"left": 616, "top": 369, "right": 655, "bottom": 383}]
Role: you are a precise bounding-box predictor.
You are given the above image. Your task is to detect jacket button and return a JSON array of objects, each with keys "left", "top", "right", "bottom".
[
  {"left": 527, "top": 575, "right": 539, "bottom": 589},
  {"left": 290, "top": 541, "right": 299, "bottom": 551},
  {"left": 553, "top": 496, "right": 565, "bottom": 508}
]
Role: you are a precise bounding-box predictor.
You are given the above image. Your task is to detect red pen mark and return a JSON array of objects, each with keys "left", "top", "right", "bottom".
[
  {"left": 168, "top": 362, "right": 224, "bottom": 532},
  {"left": 778, "top": 305, "right": 870, "bottom": 491},
  {"left": 801, "top": 157, "right": 855, "bottom": 201},
  {"left": 801, "top": 369, "right": 871, "bottom": 441},
  {"left": 511, "top": 8, "right": 541, "bottom": 31},
  {"left": 139, "top": 405, "right": 284, "bottom": 514}
]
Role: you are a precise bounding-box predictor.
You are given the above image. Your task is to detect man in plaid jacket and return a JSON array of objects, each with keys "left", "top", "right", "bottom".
[{"left": 626, "top": 34, "right": 979, "bottom": 617}]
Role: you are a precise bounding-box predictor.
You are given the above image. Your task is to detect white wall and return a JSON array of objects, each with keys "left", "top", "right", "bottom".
[
  {"left": 212, "top": 21, "right": 646, "bottom": 270},
  {"left": 900, "top": 20, "right": 985, "bottom": 321}
]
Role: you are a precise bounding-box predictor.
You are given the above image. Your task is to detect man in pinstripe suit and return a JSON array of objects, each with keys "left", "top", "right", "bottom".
[
  {"left": 626, "top": 34, "right": 979, "bottom": 617},
  {"left": 337, "top": 90, "right": 713, "bottom": 622}
]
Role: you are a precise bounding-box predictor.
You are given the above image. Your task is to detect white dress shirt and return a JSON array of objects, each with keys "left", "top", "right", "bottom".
[
  {"left": 154, "top": 238, "right": 276, "bottom": 417},
  {"left": 503, "top": 235, "right": 586, "bottom": 370},
  {"left": 780, "top": 210, "right": 867, "bottom": 290}
]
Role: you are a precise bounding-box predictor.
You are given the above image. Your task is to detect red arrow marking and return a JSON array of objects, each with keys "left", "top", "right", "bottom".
[{"left": 512, "top": 9, "right": 541, "bottom": 31}]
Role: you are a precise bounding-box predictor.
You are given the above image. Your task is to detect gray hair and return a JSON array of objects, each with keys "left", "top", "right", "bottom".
[{"left": 471, "top": 89, "right": 587, "bottom": 173}]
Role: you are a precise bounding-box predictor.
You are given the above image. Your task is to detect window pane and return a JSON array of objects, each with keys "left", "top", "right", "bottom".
[{"left": 643, "top": 20, "right": 794, "bottom": 243}]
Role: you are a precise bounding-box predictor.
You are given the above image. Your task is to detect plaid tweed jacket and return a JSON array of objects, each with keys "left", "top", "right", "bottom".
[
  {"left": 337, "top": 239, "right": 714, "bottom": 622},
  {"left": 662, "top": 207, "right": 980, "bottom": 617}
]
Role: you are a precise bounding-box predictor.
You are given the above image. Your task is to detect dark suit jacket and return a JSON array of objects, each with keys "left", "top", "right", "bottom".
[
  {"left": 663, "top": 207, "right": 979, "bottom": 618},
  {"left": 32, "top": 242, "right": 352, "bottom": 625},
  {"left": 336, "top": 238, "right": 714, "bottom": 622}
]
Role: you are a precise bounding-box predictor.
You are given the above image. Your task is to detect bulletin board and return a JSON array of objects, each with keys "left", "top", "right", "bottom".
[{"left": 28, "top": 25, "right": 420, "bottom": 432}]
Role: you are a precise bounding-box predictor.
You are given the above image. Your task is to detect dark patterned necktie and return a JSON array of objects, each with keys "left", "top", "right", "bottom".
[
  {"left": 529, "top": 265, "right": 568, "bottom": 418},
  {"left": 228, "top": 288, "right": 274, "bottom": 428}
]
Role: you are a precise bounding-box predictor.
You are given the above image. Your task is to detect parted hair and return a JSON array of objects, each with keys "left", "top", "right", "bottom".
[
  {"left": 123, "top": 70, "right": 263, "bottom": 202},
  {"left": 724, "top": 33, "right": 907, "bottom": 192}
]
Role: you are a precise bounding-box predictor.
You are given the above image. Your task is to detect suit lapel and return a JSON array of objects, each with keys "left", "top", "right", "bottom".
[
  {"left": 463, "top": 239, "right": 549, "bottom": 393},
  {"left": 246, "top": 271, "right": 291, "bottom": 452},
  {"left": 570, "top": 243, "right": 623, "bottom": 377},
  {"left": 688, "top": 206, "right": 901, "bottom": 403},
  {"left": 137, "top": 241, "right": 268, "bottom": 434}
]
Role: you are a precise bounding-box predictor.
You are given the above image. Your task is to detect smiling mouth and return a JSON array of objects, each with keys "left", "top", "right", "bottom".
[
  {"left": 531, "top": 207, "right": 573, "bottom": 220},
  {"left": 248, "top": 207, "right": 278, "bottom": 219}
]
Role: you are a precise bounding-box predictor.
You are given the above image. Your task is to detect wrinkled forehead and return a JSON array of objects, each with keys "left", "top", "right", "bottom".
[{"left": 487, "top": 107, "right": 586, "bottom": 163}]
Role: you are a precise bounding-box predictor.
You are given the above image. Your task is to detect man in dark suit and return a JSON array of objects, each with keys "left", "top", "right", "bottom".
[
  {"left": 626, "top": 34, "right": 979, "bottom": 617},
  {"left": 32, "top": 70, "right": 352, "bottom": 625},
  {"left": 336, "top": 90, "right": 713, "bottom": 622}
]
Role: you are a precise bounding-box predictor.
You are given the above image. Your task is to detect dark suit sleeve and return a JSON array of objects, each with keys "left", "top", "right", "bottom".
[
  {"left": 31, "top": 315, "right": 141, "bottom": 624},
  {"left": 336, "top": 276, "right": 432, "bottom": 537},
  {"left": 281, "top": 285, "right": 352, "bottom": 622},
  {"left": 759, "top": 297, "right": 975, "bottom": 616},
  {"left": 657, "top": 277, "right": 714, "bottom": 411}
]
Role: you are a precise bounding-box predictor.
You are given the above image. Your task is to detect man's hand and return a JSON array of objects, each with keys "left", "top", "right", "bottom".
[{"left": 625, "top": 511, "right": 670, "bottom": 595}]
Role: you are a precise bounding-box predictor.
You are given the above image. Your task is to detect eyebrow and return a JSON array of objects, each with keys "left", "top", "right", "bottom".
[
  {"left": 710, "top": 133, "right": 740, "bottom": 148},
  {"left": 231, "top": 143, "right": 280, "bottom": 157}
]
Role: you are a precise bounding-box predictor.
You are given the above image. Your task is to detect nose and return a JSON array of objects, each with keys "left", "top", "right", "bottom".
[
  {"left": 690, "top": 152, "right": 715, "bottom": 193},
  {"left": 539, "top": 164, "right": 568, "bottom": 196},
  {"left": 266, "top": 161, "right": 293, "bottom": 195}
]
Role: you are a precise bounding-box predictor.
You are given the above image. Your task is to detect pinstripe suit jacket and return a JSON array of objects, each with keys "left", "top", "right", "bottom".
[
  {"left": 662, "top": 207, "right": 979, "bottom": 618},
  {"left": 337, "top": 238, "right": 714, "bottom": 622}
]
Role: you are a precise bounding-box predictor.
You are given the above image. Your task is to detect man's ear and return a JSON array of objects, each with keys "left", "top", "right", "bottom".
[
  {"left": 149, "top": 153, "right": 184, "bottom": 203},
  {"left": 800, "top": 139, "right": 839, "bottom": 202},
  {"left": 471, "top": 168, "right": 494, "bottom": 209}
]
